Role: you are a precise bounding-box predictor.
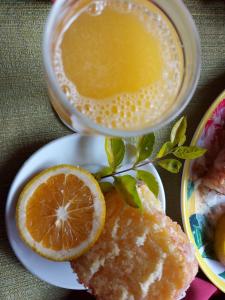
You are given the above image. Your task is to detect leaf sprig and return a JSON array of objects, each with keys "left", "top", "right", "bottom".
[{"left": 94, "top": 116, "right": 206, "bottom": 209}]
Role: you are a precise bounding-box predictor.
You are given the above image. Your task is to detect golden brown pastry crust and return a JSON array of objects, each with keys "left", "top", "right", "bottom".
[{"left": 71, "top": 189, "right": 198, "bottom": 300}]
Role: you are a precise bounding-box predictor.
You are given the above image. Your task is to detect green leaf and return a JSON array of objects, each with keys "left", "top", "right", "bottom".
[
  {"left": 201, "top": 244, "right": 215, "bottom": 259},
  {"left": 173, "top": 146, "right": 207, "bottom": 159},
  {"left": 156, "top": 141, "right": 174, "bottom": 158},
  {"left": 219, "top": 271, "right": 225, "bottom": 279},
  {"left": 94, "top": 166, "right": 113, "bottom": 180},
  {"left": 193, "top": 225, "right": 203, "bottom": 249},
  {"left": 99, "top": 182, "right": 114, "bottom": 193},
  {"left": 158, "top": 159, "right": 182, "bottom": 173},
  {"left": 105, "top": 138, "right": 125, "bottom": 170},
  {"left": 190, "top": 214, "right": 207, "bottom": 249},
  {"left": 170, "top": 116, "right": 187, "bottom": 146},
  {"left": 135, "top": 133, "right": 155, "bottom": 165},
  {"left": 114, "top": 175, "right": 142, "bottom": 209},
  {"left": 136, "top": 170, "right": 159, "bottom": 197},
  {"left": 187, "top": 180, "right": 195, "bottom": 199},
  {"left": 179, "top": 135, "right": 186, "bottom": 146}
]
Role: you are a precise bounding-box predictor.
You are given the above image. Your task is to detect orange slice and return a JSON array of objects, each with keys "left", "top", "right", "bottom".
[{"left": 16, "top": 165, "right": 105, "bottom": 261}]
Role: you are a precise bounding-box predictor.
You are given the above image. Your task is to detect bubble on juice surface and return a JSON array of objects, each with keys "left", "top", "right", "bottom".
[
  {"left": 88, "top": 0, "right": 106, "bottom": 16},
  {"left": 53, "top": 0, "right": 184, "bottom": 130}
]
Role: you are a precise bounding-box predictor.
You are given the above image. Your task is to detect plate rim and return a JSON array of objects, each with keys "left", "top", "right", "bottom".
[
  {"left": 5, "top": 133, "right": 165, "bottom": 289},
  {"left": 5, "top": 133, "right": 85, "bottom": 290},
  {"left": 181, "top": 90, "right": 225, "bottom": 292}
]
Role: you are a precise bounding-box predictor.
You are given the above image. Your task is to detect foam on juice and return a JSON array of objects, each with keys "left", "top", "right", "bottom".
[{"left": 53, "top": 0, "right": 184, "bottom": 130}]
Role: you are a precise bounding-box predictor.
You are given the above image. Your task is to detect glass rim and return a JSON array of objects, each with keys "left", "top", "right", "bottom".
[{"left": 43, "top": 0, "right": 201, "bottom": 137}]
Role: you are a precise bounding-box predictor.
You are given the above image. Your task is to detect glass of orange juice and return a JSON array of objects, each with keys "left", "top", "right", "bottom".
[{"left": 43, "top": 0, "right": 200, "bottom": 136}]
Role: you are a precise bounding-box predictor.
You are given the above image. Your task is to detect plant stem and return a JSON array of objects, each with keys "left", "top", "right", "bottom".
[
  {"left": 100, "top": 158, "right": 162, "bottom": 179},
  {"left": 100, "top": 166, "right": 136, "bottom": 179},
  {"left": 99, "top": 145, "right": 178, "bottom": 180}
]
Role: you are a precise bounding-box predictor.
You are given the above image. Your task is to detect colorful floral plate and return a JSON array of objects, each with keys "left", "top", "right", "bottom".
[{"left": 182, "top": 90, "right": 225, "bottom": 292}]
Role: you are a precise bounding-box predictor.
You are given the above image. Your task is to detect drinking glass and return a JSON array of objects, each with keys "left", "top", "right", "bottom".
[{"left": 43, "top": 0, "right": 201, "bottom": 137}]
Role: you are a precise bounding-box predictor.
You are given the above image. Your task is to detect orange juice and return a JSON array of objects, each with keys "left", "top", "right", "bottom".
[{"left": 53, "top": 0, "right": 184, "bottom": 130}]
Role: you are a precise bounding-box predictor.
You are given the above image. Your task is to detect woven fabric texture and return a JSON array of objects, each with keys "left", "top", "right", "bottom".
[{"left": 0, "top": 0, "right": 225, "bottom": 299}]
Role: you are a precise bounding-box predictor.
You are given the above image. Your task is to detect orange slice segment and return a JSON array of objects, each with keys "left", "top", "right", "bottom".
[{"left": 16, "top": 165, "right": 105, "bottom": 261}]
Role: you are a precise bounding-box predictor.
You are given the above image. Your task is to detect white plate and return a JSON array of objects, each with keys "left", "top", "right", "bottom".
[{"left": 5, "top": 134, "right": 165, "bottom": 289}]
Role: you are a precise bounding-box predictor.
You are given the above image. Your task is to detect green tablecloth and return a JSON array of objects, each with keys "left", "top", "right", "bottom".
[{"left": 1, "top": 0, "right": 225, "bottom": 299}]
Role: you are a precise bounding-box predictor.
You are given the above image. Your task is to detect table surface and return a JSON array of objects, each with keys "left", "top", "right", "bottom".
[{"left": 1, "top": 0, "right": 225, "bottom": 299}]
